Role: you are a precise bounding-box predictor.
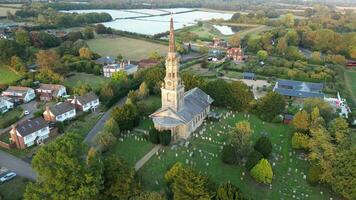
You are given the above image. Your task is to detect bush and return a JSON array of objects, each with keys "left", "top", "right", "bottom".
[
  {"left": 159, "top": 130, "right": 171, "bottom": 146},
  {"left": 250, "top": 159, "right": 273, "bottom": 184},
  {"left": 254, "top": 136, "right": 272, "bottom": 158},
  {"left": 271, "top": 115, "right": 283, "bottom": 123},
  {"left": 246, "top": 150, "right": 263, "bottom": 170},
  {"left": 149, "top": 128, "right": 160, "bottom": 144},
  {"left": 221, "top": 144, "right": 237, "bottom": 164},
  {"left": 307, "top": 163, "right": 321, "bottom": 186},
  {"left": 291, "top": 132, "right": 309, "bottom": 150}
]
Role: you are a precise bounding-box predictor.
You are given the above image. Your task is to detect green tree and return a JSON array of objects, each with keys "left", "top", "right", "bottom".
[
  {"left": 95, "top": 130, "right": 117, "bottom": 152},
  {"left": 181, "top": 72, "right": 205, "bottom": 91},
  {"left": 221, "top": 144, "right": 237, "bottom": 164},
  {"left": 329, "top": 117, "right": 349, "bottom": 144},
  {"left": 72, "top": 82, "right": 92, "bottom": 96},
  {"left": 24, "top": 133, "right": 103, "bottom": 200},
  {"left": 112, "top": 71, "right": 128, "bottom": 82},
  {"left": 83, "top": 27, "right": 94, "bottom": 39},
  {"left": 254, "top": 136, "right": 272, "bottom": 158},
  {"left": 143, "top": 67, "right": 165, "bottom": 94},
  {"left": 103, "top": 117, "right": 120, "bottom": 137},
  {"left": 149, "top": 51, "right": 163, "bottom": 61},
  {"left": 291, "top": 132, "right": 309, "bottom": 150},
  {"left": 257, "top": 50, "right": 268, "bottom": 61},
  {"left": 137, "top": 82, "right": 149, "bottom": 98},
  {"left": 215, "top": 182, "right": 245, "bottom": 200},
  {"left": 276, "top": 36, "right": 288, "bottom": 55},
  {"left": 111, "top": 103, "right": 139, "bottom": 131},
  {"left": 250, "top": 159, "right": 273, "bottom": 184},
  {"left": 229, "top": 81, "right": 254, "bottom": 111},
  {"left": 281, "top": 13, "right": 295, "bottom": 27},
  {"left": 131, "top": 192, "right": 165, "bottom": 200},
  {"left": 15, "top": 29, "right": 31, "bottom": 46},
  {"left": 149, "top": 128, "right": 160, "bottom": 144},
  {"left": 303, "top": 98, "right": 334, "bottom": 123},
  {"left": 256, "top": 92, "right": 286, "bottom": 121},
  {"left": 0, "top": 40, "right": 24, "bottom": 63},
  {"left": 230, "top": 121, "right": 252, "bottom": 164},
  {"left": 246, "top": 150, "right": 263, "bottom": 170}
]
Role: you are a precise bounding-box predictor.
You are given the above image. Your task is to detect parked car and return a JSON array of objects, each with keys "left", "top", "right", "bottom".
[
  {"left": 0, "top": 172, "right": 16, "bottom": 183},
  {"left": 24, "top": 110, "right": 30, "bottom": 115}
]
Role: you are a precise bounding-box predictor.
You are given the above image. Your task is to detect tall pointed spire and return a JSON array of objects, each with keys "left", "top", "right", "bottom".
[{"left": 169, "top": 15, "right": 175, "bottom": 53}]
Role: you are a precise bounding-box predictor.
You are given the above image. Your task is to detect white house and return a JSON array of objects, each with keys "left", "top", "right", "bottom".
[
  {"left": 70, "top": 92, "right": 100, "bottom": 112},
  {"left": 43, "top": 102, "right": 76, "bottom": 122},
  {"left": 10, "top": 117, "right": 50, "bottom": 149},
  {"left": 0, "top": 97, "right": 14, "bottom": 114},
  {"left": 1, "top": 86, "right": 35, "bottom": 103},
  {"left": 36, "top": 84, "right": 67, "bottom": 101},
  {"left": 103, "top": 61, "right": 138, "bottom": 78}
]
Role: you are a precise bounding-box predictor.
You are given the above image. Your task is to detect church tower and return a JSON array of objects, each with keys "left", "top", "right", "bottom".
[{"left": 161, "top": 16, "right": 185, "bottom": 112}]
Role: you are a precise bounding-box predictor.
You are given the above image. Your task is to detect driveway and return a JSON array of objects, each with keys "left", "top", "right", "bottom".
[{"left": 0, "top": 150, "right": 37, "bottom": 180}]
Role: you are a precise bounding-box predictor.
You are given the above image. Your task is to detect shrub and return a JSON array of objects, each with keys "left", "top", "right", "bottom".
[
  {"left": 246, "top": 150, "right": 263, "bottom": 170},
  {"left": 250, "top": 159, "right": 273, "bottom": 184},
  {"left": 149, "top": 128, "right": 160, "bottom": 144},
  {"left": 291, "top": 132, "right": 309, "bottom": 150},
  {"left": 307, "top": 163, "right": 321, "bottom": 186},
  {"left": 159, "top": 130, "right": 171, "bottom": 146},
  {"left": 221, "top": 144, "right": 237, "bottom": 164},
  {"left": 271, "top": 115, "right": 283, "bottom": 123},
  {"left": 254, "top": 136, "right": 272, "bottom": 158},
  {"left": 215, "top": 182, "right": 245, "bottom": 200},
  {"left": 95, "top": 131, "right": 117, "bottom": 152}
]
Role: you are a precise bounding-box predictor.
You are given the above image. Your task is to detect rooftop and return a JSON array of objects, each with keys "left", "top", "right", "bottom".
[
  {"left": 274, "top": 79, "right": 325, "bottom": 98},
  {"left": 48, "top": 102, "right": 75, "bottom": 116},
  {"left": 13, "top": 117, "right": 48, "bottom": 137}
]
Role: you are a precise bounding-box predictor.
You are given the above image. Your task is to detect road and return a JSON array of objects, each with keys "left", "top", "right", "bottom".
[
  {"left": 0, "top": 96, "right": 128, "bottom": 181},
  {"left": 84, "top": 96, "right": 127, "bottom": 146},
  {"left": 0, "top": 150, "right": 37, "bottom": 180}
]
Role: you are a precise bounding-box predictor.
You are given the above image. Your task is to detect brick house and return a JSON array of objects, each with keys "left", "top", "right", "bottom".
[{"left": 43, "top": 102, "right": 76, "bottom": 122}]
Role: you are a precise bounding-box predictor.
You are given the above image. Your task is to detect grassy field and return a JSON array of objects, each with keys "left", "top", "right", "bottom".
[
  {"left": 138, "top": 108, "right": 339, "bottom": 199},
  {"left": 0, "top": 176, "right": 30, "bottom": 200},
  {"left": 0, "top": 6, "right": 18, "bottom": 16},
  {"left": 344, "top": 69, "right": 356, "bottom": 105},
  {"left": 87, "top": 36, "right": 167, "bottom": 61},
  {"left": 64, "top": 72, "right": 110, "bottom": 91},
  {"left": 0, "top": 65, "right": 22, "bottom": 84},
  {"left": 64, "top": 112, "right": 103, "bottom": 138}
]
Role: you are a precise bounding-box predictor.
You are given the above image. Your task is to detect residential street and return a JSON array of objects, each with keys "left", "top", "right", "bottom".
[{"left": 0, "top": 150, "right": 37, "bottom": 180}]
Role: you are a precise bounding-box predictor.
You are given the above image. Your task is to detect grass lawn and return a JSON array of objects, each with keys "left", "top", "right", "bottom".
[
  {"left": 138, "top": 108, "right": 339, "bottom": 199},
  {"left": 0, "top": 108, "right": 23, "bottom": 129},
  {"left": 0, "top": 6, "right": 18, "bottom": 16},
  {"left": 87, "top": 36, "right": 167, "bottom": 61},
  {"left": 0, "top": 65, "right": 22, "bottom": 84},
  {"left": 0, "top": 176, "right": 30, "bottom": 200},
  {"left": 64, "top": 72, "right": 110, "bottom": 91},
  {"left": 64, "top": 112, "right": 103, "bottom": 138},
  {"left": 105, "top": 131, "right": 154, "bottom": 166},
  {"left": 182, "top": 64, "right": 218, "bottom": 78},
  {"left": 344, "top": 69, "right": 356, "bottom": 105}
]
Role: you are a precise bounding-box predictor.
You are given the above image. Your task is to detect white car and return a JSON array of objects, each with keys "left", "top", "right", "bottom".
[
  {"left": 24, "top": 110, "right": 30, "bottom": 115},
  {"left": 0, "top": 172, "right": 17, "bottom": 183}
]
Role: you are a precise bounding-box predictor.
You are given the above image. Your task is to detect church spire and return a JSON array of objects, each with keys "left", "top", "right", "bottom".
[{"left": 169, "top": 15, "right": 175, "bottom": 53}]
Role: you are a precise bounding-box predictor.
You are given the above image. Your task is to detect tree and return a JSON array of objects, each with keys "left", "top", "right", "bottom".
[
  {"left": 67, "top": 31, "right": 83, "bottom": 42},
  {"left": 246, "top": 150, "right": 263, "bottom": 170},
  {"left": 103, "top": 117, "right": 120, "bottom": 137},
  {"left": 103, "top": 156, "right": 140, "bottom": 199},
  {"left": 117, "top": 54, "right": 123, "bottom": 62},
  {"left": 112, "top": 71, "right": 128, "bottom": 82},
  {"left": 0, "top": 40, "right": 24, "bottom": 63},
  {"left": 36, "top": 50, "right": 63, "bottom": 73},
  {"left": 165, "top": 162, "right": 184, "bottom": 184},
  {"left": 95, "top": 130, "right": 117, "bottom": 152},
  {"left": 111, "top": 103, "right": 139, "bottom": 131},
  {"left": 303, "top": 98, "right": 334, "bottom": 122},
  {"left": 285, "top": 30, "right": 299, "bottom": 46},
  {"left": 10, "top": 56, "right": 26, "bottom": 73},
  {"left": 181, "top": 72, "right": 205, "bottom": 91},
  {"left": 215, "top": 182, "right": 245, "bottom": 200},
  {"left": 221, "top": 144, "right": 237, "bottom": 164},
  {"left": 203, "top": 79, "right": 233, "bottom": 107},
  {"left": 281, "top": 13, "right": 295, "bottom": 27},
  {"left": 291, "top": 132, "right": 310, "bottom": 150},
  {"left": 257, "top": 50, "right": 268, "bottom": 61},
  {"left": 83, "top": 27, "right": 94, "bottom": 39},
  {"left": 307, "top": 163, "right": 321, "bottom": 185},
  {"left": 292, "top": 110, "right": 309, "bottom": 132},
  {"left": 250, "top": 159, "right": 273, "bottom": 184},
  {"left": 158, "top": 130, "right": 171, "bottom": 146},
  {"left": 286, "top": 46, "right": 303, "bottom": 60},
  {"left": 95, "top": 24, "right": 107, "bottom": 34},
  {"left": 24, "top": 133, "right": 103, "bottom": 200},
  {"left": 329, "top": 117, "right": 349, "bottom": 144},
  {"left": 149, "top": 51, "right": 163, "bottom": 61},
  {"left": 254, "top": 136, "right": 272, "bottom": 158},
  {"left": 229, "top": 34, "right": 240, "bottom": 47},
  {"left": 149, "top": 128, "right": 160, "bottom": 144},
  {"left": 15, "top": 29, "right": 31, "bottom": 46},
  {"left": 230, "top": 121, "right": 252, "bottom": 164},
  {"left": 229, "top": 81, "right": 254, "bottom": 112},
  {"left": 79, "top": 47, "right": 92, "bottom": 59},
  {"left": 72, "top": 83, "right": 92, "bottom": 96},
  {"left": 137, "top": 82, "right": 149, "bottom": 98},
  {"left": 143, "top": 67, "right": 165, "bottom": 94},
  {"left": 276, "top": 37, "right": 287, "bottom": 55},
  {"left": 256, "top": 92, "right": 285, "bottom": 122},
  {"left": 131, "top": 192, "right": 165, "bottom": 200},
  {"left": 331, "top": 147, "right": 356, "bottom": 200}
]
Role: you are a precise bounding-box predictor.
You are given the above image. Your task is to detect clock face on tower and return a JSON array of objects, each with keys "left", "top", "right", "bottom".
[{"left": 167, "top": 81, "right": 172, "bottom": 87}]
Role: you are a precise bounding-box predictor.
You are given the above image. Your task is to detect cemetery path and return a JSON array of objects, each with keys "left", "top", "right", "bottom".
[
  {"left": 135, "top": 145, "right": 162, "bottom": 171},
  {"left": 0, "top": 150, "right": 37, "bottom": 180},
  {"left": 84, "top": 96, "right": 127, "bottom": 146}
]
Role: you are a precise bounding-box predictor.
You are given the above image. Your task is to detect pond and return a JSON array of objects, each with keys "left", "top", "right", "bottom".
[
  {"left": 63, "top": 8, "right": 233, "bottom": 35},
  {"left": 213, "top": 24, "right": 249, "bottom": 35}
]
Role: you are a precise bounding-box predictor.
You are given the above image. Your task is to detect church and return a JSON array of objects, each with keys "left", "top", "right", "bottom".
[{"left": 150, "top": 17, "right": 214, "bottom": 140}]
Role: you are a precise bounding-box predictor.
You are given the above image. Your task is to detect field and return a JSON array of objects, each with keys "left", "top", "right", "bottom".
[
  {"left": 87, "top": 36, "right": 167, "bottom": 61},
  {"left": 0, "top": 66, "right": 22, "bottom": 84},
  {"left": 0, "top": 176, "right": 30, "bottom": 200},
  {"left": 136, "top": 108, "right": 339, "bottom": 199},
  {"left": 0, "top": 6, "right": 18, "bottom": 16},
  {"left": 64, "top": 72, "right": 110, "bottom": 91},
  {"left": 344, "top": 69, "right": 356, "bottom": 105}
]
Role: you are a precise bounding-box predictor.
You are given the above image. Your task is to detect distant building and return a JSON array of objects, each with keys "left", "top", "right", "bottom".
[
  {"left": 208, "top": 49, "right": 225, "bottom": 62},
  {"left": 212, "top": 37, "right": 228, "bottom": 48},
  {"left": 43, "top": 102, "right": 76, "bottom": 122},
  {"left": 1, "top": 86, "right": 35, "bottom": 104},
  {"left": 95, "top": 56, "right": 116, "bottom": 65},
  {"left": 0, "top": 97, "right": 14, "bottom": 114},
  {"left": 227, "top": 47, "right": 244, "bottom": 62},
  {"left": 273, "top": 80, "right": 324, "bottom": 103},
  {"left": 242, "top": 72, "right": 255, "bottom": 80},
  {"left": 36, "top": 84, "right": 67, "bottom": 101},
  {"left": 138, "top": 58, "right": 160, "bottom": 69},
  {"left": 10, "top": 117, "right": 50, "bottom": 149},
  {"left": 70, "top": 92, "right": 100, "bottom": 112},
  {"left": 103, "top": 61, "right": 138, "bottom": 77}
]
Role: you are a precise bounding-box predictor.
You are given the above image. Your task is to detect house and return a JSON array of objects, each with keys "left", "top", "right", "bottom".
[
  {"left": 227, "top": 47, "right": 244, "bottom": 62},
  {"left": 43, "top": 102, "right": 76, "bottom": 122},
  {"left": 10, "top": 117, "right": 50, "bottom": 149},
  {"left": 346, "top": 60, "right": 356, "bottom": 68},
  {"left": 36, "top": 84, "right": 67, "bottom": 101},
  {"left": 242, "top": 72, "right": 255, "bottom": 80},
  {"left": 70, "top": 92, "right": 100, "bottom": 112},
  {"left": 273, "top": 80, "right": 324, "bottom": 104},
  {"left": 138, "top": 58, "right": 160, "bottom": 69},
  {"left": 150, "top": 17, "right": 214, "bottom": 140},
  {"left": 283, "top": 114, "right": 294, "bottom": 124},
  {"left": 1, "top": 86, "right": 35, "bottom": 104},
  {"left": 103, "top": 61, "right": 138, "bottom": 77},
  {"left": 208, "top": 49, "right": 225, "bottom": 62},
  {"left": 212, "top": 37, "right": 228, "bottom": 48},
  {"left": 95, "top": 56, "right": 116, "bottom": 65},
  {"left": 0, "top": 97, "right": 14, "bottom": 114}
]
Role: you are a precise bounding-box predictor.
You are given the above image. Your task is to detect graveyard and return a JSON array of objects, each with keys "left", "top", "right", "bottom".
[{"left": 135, "top": 108, "right": 339, "bottom": 199}]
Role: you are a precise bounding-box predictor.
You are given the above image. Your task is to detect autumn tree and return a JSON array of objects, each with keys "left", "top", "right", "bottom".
[
  {"left": 230, "top": 121, "right": 252, "bottom": 164},
  {"left": 103, "top": 117, "right": 120, "bottom": 137},
  {"left": 72, "top": 82, "right": 92, "bottom": 96},
  {"left": 281, "top": 13, "right": 295, "bottom": 27},
  {"left": 291, "top": 132, "right": 309, "bottom": 150},
  {"left": 36, "top": 50, "right": 64, "bottom": 74},
  {"left": 137, "top": 82, "right": 149, "bottom": 98},
  {"left": 95, "top": 130, "right": 117, "bottom": 152},
  {"left": 79, "top": 47, "right": 92, "bottom": 59},
  {"left": 292, "top": 110, "right": 310, "bottom": 132},
  {"left": 215, "top": 182, "right": 245, "bottom": 200},
  {"left": 229, "top": 34, "right": 240, "bottom": 47}
]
